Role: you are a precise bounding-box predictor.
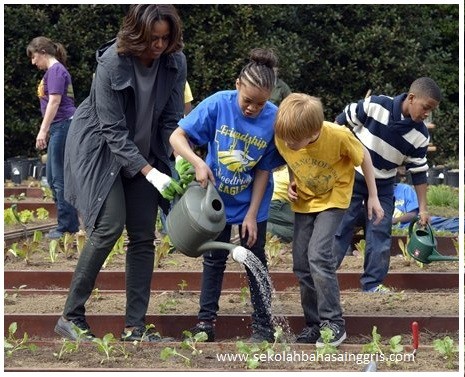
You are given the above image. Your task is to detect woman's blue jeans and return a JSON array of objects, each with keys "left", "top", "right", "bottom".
[
  {"left": 47, "top": 119, "right": 80, "bottom": 233},
  {"left": 63, "top": 173, "right": 159, "bottom": 328},
  {"left": 198, "top": 221, "right": 273, "bottom": 334}
]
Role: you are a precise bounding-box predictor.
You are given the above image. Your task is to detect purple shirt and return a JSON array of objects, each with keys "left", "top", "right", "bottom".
[{"left": 38, "top": 62, "right": 76, "bottom": 122}]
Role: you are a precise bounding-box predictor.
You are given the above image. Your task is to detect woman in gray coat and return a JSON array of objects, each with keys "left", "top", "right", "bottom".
[{"left": 54, "top": 4, "right": 186, "bottom": 342}]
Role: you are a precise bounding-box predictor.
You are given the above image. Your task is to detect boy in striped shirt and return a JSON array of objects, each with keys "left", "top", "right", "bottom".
[{"left": 333, "top": 77, "right": 441, "bottom": 292}]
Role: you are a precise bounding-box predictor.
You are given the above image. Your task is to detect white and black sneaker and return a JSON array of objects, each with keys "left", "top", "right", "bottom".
[{"left": 316, "top": 321, "right": 347, "bottom": 347}]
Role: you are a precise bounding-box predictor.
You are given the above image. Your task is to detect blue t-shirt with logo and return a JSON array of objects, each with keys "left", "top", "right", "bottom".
[{"left": 178, "top": 90, "right": 285, "bottom": 224}]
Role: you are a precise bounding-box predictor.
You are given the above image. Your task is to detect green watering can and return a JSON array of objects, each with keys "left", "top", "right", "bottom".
[
  {"left": 166, "top": 181, "right": 248, "bottom": 263},
  {"left": 407, "top": 217, "right": 458, "bottom": 264}
]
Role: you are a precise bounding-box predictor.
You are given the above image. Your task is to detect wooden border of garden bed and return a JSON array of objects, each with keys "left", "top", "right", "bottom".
[
  {"left": 4, "top": 313, "right": 458, "bottom": 341},
  {"left": 4, "top": 270, "right": 459, "bottom": 291}
]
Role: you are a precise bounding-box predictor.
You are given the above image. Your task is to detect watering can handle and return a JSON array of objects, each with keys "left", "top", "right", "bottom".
[{"left": 408, "top": 216, "right": 435, "bottom": 242}]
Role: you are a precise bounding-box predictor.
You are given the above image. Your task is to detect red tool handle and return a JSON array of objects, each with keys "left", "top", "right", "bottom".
[{"left": 412, "top": 321, "right": 419, "bottom": 350}]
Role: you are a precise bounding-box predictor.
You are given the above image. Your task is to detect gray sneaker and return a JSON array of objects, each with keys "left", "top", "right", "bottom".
[{"left": 54, "top": 316, "right": 95, "bottom": 341}]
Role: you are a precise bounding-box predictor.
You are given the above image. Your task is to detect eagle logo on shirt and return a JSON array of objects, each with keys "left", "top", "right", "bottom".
[{"left": 218, "top": 149, "right": 255, "bottom": 172}]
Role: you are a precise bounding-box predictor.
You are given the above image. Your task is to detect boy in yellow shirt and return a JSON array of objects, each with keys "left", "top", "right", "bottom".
[{"left": 274, "top": 93, "right": 384, "bottom": 347}]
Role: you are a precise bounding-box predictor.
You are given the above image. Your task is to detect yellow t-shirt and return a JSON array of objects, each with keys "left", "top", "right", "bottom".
[
  {"left": 275, "top": 121, "right": 364, "bottom": 213},
  {"left": 184, "top": 81, "right": 193, "bottom": 104},
  {"left": 272, "top": 166, "right": 291, "bottom": 202}
]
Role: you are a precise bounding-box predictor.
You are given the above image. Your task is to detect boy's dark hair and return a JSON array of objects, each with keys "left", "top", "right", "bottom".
[
  {"left": 409, "top": 77, "right": 442, "bottom": 102},
  {"left": 117, "top": 4, "right": 183, "bottom": 56}
]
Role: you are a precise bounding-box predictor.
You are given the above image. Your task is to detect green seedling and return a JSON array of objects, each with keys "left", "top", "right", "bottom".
[
  {"left": 91, "top": 288, "right": 102, "bottom": 301},
  {"left": 161, "top": 346, "right": 192, "bottom": 366},
  {"left": 388, "top": 335, "right": 403, "bottom": 354},
  {"left": 354, "top": 239, "right": 366, "bottom": 259},
  {"left": 433, "top": 336, "right": 458, "bottom": 369},
  {"left": 235, "top": 340, "right": 262, "bottom": 369},
  {"left": 155, "top": 234, "right": 173, "bottom": 268},
  {"left": 180, "top": 330, "right": 208, "bottom": 356},
  {"left": 159, "top": 298, "right": 178, "bottom": 314},
  {"left": 239, "top": 286, "right": 250, "bottom": 305},
  {"left": 316, "top": 327, "right": 339, "bottom": 356},
  {"left": 4, "top": 207, "right": 19, "bottom": 225},
  {"left": 49, "top": 239, "right": 60, "bottom": 263},
  {"left": 383, "top": 289, "right": 405, "bottom": 309},
  {"left": 177, "top": 279, "right": 188, "bottom": 292},
  {"left": 103, "top": 234, "right": 126, "bottom": 268},
  {"left": 54, "top": 337, "right": 80, "bottom": 360},
  {"left": 7, "top": 193, "right": 26, "bottom": 202},
  {"left": 4, "top": 322, "right": 37, "bottom": 357},
  {"left": 62, "top": 232, "right": 76, "bottom": 259},
  {"left": 93, "top": 333, "right": 130, "bottom": 364},
  {"left": 8, "top": 230, "right": 43, "bottom": 265},
  {"left": 75, "top": 230, "right": 87, "bottom": 255},
  {"left": 234, "top": 326, "right": 286, "bottom": 369},
  {"left": 362, "top": 326, "right": 384, "bottom": 355},
  {"left": 398, "top": 238, "right": 411, "bottom": 265},
  {"left": 18, "top": 209, "right": 35, "bottom": 224},
  {"left": 265, "top": 232, "right": 284, "bottom": 267},
  {"left": 41, "top": 186, "right": 53, "bottom": 200},
  {"left": 4, "top": 285, "right": 27, "bottom": 303},
  {"left": 36, "top": 207, "right": 49, "bottom": 220}
]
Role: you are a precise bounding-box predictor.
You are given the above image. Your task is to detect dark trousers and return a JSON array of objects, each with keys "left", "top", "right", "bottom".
[
  {"left": 198, "top": 221, "right": 273, "bottom": 333},
  {"left": 63, "top": 173, "right": 159, "bottom": 327},
  {"left": 292, "top": 210, "right": 345, "bottom": 328},
  {"left": 334, "top": 179, "right": 395, "bottom": 291}
]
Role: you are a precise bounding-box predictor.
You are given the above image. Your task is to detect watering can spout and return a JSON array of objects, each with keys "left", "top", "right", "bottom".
[
  {"left": 407, "top": 217, "right": 458, "bottom": 264},
  {"left": 426, "top": 252, "right": 458, "bottom": 263}
]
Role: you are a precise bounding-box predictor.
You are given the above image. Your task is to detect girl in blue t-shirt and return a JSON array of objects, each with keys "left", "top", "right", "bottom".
[{"left": 170, "top": 48, "right": 285, "bottom": 343}]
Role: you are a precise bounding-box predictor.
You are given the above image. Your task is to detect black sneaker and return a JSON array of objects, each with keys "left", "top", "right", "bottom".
[
  {"left": 121, "top": 326, "right": 174, "bottom": 342},
  {"left": 295, "top": 325, "right": 320, "bottom": 343},
  {"left": 54, "top": 316, "right": 95, "bottom": 341},
  {"left": 248, "top": 324, "right": 275, "bottom": 343},
  {"left": 186, "top": 321, "right": 215, "bottom": 342},
  {"left": 248, "top": 331, "right": 275, "bottom": 343},
  {"left": 316, "top": 321, "right": 347, "bottom": 347}
]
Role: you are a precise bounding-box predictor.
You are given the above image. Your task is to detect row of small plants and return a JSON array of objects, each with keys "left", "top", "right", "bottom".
[
  {"left": 4, "top": 322, "right": 458, "bottom": 369},
  {"left": 5, "top": 229, "right": 175, "bottom": 269}
]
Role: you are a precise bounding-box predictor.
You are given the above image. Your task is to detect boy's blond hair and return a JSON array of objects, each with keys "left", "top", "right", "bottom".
[{"left": 274, "top": 93, "right": 324, "bottom": 142}]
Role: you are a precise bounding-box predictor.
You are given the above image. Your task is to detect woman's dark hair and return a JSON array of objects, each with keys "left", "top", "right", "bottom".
[
  {"left": 117, "top": 4, "right": 183, "bottom": 56},
  {"left": 238, "top": 48, "right": 278, "bottom": 92},
  {"left": 26, "top": 36, "right": 68, "bottom": 66}
]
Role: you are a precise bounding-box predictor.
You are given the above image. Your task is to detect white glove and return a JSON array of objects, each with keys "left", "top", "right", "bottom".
[{"left": 146, "top": 168, "right": 183, "bottom": 200}]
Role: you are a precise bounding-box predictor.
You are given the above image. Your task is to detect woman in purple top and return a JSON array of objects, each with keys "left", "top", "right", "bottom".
[{"left": 27, "top": 37, "right": 80, "bottom": 238}]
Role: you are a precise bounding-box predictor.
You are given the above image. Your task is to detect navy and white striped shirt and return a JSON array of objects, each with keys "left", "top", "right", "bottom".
[{"left": 335, "top": 93, "right": 429, "bottom": 185}]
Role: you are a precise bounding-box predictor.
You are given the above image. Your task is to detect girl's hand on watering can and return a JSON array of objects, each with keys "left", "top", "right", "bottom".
[
  {"left": 194, "top": 163, "right": 215, "bottom": 188},
  {"left": 242, "top": 216, "right": 257, "bottom": 248}
]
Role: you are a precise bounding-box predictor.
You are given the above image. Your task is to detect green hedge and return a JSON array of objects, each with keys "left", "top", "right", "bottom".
[{"left": 4, "top": 4, "right": 458, "bottom": 164}]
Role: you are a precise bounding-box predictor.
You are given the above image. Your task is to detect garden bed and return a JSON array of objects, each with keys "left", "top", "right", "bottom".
[{"left": 3, "top": 340, "right": 458, "bottom": 372}]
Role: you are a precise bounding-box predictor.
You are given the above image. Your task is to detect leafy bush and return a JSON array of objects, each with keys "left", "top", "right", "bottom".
[
  {"left": 427, "top": 185, "right": 459, "bottom": 208},
  {"left": 4, "top": 4, "right": 458, "bottom": 163}
]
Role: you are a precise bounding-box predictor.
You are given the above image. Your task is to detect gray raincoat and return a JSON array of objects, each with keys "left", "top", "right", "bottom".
[{"left": 64, "top": 39, "right": 186, "bottom": 233}]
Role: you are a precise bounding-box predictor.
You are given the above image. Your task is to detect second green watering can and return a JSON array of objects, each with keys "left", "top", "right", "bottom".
[{"left": 407, "top": 217, "right": 458, "bottom": 264}]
